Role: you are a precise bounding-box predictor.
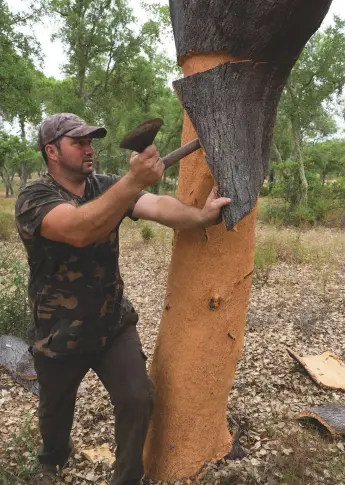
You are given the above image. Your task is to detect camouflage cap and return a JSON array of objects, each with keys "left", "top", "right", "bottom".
[{"left": 38, "top": 113, "right": 107, "bottom": 149}]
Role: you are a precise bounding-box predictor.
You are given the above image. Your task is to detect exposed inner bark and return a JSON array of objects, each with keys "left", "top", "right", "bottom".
[
  {"left": 143, "top": 53, "right": 257, "bottom": 481},
  {"left": 170, "top": 0, "right": 333, "bottom": 64},
  {"left": 173, "top": 61, "right": 290, "bottom": 229}
]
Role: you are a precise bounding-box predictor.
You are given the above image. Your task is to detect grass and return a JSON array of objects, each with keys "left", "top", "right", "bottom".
[
  {"left": 0, "top": 197, "right": 16, "bottom": 214},
  {"left": 0, "top": 415, "right": 40, "bottom": 485},
  {"left": 0, "top": 212, "right": 16, "bottom": 240},
  {"left": 0, "top": 197, "right": 16, "bottom": 240},
  {"left": 120, "top": 217, "right": 173, "bottom": 249},
  {"left": 217, "top": 423, "right": 345, "bottom": 485},
  {"left": 264, "top": 425, "right": 345, "bottom": 485},
  {"left": 255, "top": 223, "right": 345, "bottom": 269}
]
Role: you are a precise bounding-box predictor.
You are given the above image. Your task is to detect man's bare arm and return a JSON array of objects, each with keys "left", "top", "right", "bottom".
[
  {"left": 132, "top": 188, "right": 231, "bottom": 230},
  {"left": 41, "top": 146, "right": 164, "bottom": 247}
]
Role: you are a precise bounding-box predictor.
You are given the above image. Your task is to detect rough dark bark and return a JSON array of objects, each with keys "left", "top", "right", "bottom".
[
  {"left": 299, "top": 404, "right": 345, "bottom": 435},
  {"left": 170, "top": 0, "right": 333, "bottom": 228},
  {"left": 0, "top": 335, "right": 86, "bottom": 396},
  {"left": 170, "top": 0, "right": 333, "bottom": 64},
  {"left": 173, "top": 61, "right": 289, "bottom": 229}
]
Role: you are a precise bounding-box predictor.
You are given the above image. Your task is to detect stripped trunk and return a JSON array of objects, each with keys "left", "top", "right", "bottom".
[{"left": 144, "top": 0, "right": 333, "bottom": 480}]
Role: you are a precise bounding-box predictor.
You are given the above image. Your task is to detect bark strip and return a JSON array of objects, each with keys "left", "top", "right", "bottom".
[{"left": 173, "top": 61, "right": 289, "bottom": 229}]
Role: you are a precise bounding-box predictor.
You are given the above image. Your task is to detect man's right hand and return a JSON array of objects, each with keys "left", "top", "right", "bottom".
[{"left": 128, "top": 145, "right": 164, "bottom": 189}]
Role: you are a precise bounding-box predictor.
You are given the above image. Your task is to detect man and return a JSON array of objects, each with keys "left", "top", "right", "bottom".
[{"left": 15, "top": 113, "right": 230, "bottom": 485}]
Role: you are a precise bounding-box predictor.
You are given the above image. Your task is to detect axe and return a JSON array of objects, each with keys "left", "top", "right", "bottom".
[{"left": 120, "top": 118, "right": 201, "bottom": 169}]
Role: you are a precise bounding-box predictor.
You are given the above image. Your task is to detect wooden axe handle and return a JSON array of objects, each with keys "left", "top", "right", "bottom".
[{"left": 162, "top": 138, "right": 201, "bottom": 169}]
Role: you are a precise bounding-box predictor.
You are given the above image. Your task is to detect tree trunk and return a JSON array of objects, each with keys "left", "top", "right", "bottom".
[
  {"left": 272, "top": 142, "right": 283, "bottom": 165},
  {"left": 287, "top": 84, "right": 308, "bottom": 205},
  {"left": 144, "top": 0, "right": 333, "bottom": 480},
  {"left": 94, "top": 157, "right": 101, "bottom": 174},
  {"left": 269, "top": 142, "right": 282, "bottom": 192},
  {"left": 19, "top": 118, "right": 28, "bottom": 190},
  {"left": 0, "top": 166, "right": 14, "bottom": 198},
  {"left": 293, "top": 123, "right": 308, "bottom": 205}
]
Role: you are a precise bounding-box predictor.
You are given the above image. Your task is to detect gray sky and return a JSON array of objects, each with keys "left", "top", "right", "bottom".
[{"left": 8, "top": 0, "right": 345, "bottom": 80}]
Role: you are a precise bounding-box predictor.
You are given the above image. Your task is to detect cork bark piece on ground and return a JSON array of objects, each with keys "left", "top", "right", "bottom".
[
  {"left": 81, "top": 443, "right": 115, "bottom": 468},
  {"left": 287, "top": 348, "right": 345, "bottom": 391},
  {"left": 299, "top": 404, "right": 345, "bottom": 436},
  {"left": 170, "top": 0, "right": 333, "bottom": 64},
  {"left": 0, "top": 335, "right": 87, "bottom": 396},
  {"left": 173, "top": 61, "right": 290, "bottom": 229}
]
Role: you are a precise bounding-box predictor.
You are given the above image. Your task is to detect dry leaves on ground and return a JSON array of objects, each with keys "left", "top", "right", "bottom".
[{"left": 1, "top": 221, "right": 345, "bottom": 485}]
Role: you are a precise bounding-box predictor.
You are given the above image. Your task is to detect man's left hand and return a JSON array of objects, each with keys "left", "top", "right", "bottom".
[{"left": 200, "top": 187, "right": 231, "bottom": 227}]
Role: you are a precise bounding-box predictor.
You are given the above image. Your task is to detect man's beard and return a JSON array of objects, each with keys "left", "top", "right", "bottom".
[{"left": 59, "top": 155, "right": 94, "bottom": 180}]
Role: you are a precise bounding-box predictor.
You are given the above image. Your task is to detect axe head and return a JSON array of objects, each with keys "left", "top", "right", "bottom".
[{"left": 120, "top": 118, "right": 164, "bottom": 153}]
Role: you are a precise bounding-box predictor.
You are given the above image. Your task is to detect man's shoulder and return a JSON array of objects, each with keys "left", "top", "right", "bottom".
[
  {"left": 18, "top": 175, "right": 57, "bottom": 195},
  {"left": 90, "top": 173, "right": 121, "bottom": 191},
  {"left": 15, "top": 175, "right": 65, "bottom": 215}
]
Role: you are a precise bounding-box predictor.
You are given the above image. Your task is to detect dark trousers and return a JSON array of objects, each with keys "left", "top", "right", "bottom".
[{"left": 33, "top": 324, "right": 155, "bottom": 485}]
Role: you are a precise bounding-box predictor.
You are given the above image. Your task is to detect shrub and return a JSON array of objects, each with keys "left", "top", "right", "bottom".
[
  {"left": 259, "top": 185, "right": 270, "bottom": 197},
  {"left": 258, "top": 194, "right": 345, "bottom": 228},
  {"left": 254, "top": 239, "right": 278, "bottom": 270},
  {"left": 288, "top": 204, "right": 316, "bottom": 226},
  {"left": 0, "top": 246, "right": 30, "bottom": 338},
  {"left": 141, "top": 223, "right": 155, "bottom": 242}
]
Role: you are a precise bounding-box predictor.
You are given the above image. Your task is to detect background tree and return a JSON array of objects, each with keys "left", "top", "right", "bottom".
[
  {"left": 41, "top": 0, "right": 183, "bottom": 180},
  {"left": 305, "top": 138, "right": 345, "bottom": 183},
  {"left": 0, "top": 1, "right": 43, "bottom": 188},
  {"left": 273, "top": 16, "right": 345, "bottom": 204},
  {"left": 0, "top": 132, "right": 42, "bottom": 197}
]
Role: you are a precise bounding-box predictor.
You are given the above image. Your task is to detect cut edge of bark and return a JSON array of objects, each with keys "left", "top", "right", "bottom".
[{"left": 173, "top": 61, "right": 289, "bottom": 230}]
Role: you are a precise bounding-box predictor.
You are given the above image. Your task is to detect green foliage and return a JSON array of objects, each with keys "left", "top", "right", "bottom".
[
  {"left": 0, "top": 1, "right": 42, "bottom": 123},
  {"left": 270, "top": 161, "right": 302, "bottom": 206},
  {"left": 141, "top": 222, "right": 155, "bottom": 242},
  {"left": 272, "top": 17, "right": 345, "bottom": 204},
  {"left": 0, "top": 245, "right": 30, "bottom": 338},
  {"left": 305, "top": 139, "right": 345, "bottom": 183},
  {"left": 0, "top": 131, "right": 42, "bottom": 196},
  {"left": 260, "top": 184, "right": 345, "bottom": 227}
]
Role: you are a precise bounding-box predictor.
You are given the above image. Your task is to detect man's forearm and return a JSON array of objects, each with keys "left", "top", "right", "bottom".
[{"left": 154, "top": 195, "right": 204, "bottom": 230}]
